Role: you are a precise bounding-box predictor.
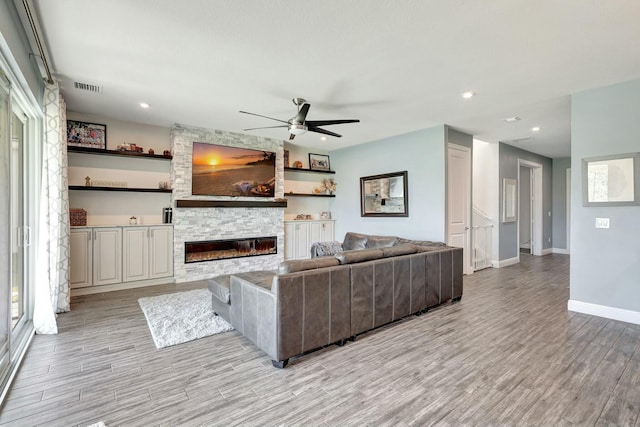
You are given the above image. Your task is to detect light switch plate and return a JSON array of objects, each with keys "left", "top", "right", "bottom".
[{"left": 595, "top": 218, "right": 610, "bottom": 229}]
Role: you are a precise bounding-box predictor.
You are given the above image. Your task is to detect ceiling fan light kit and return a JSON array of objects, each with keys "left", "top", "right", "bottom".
[{"left": 240, "top": 98, "right": 359, "bottom": 140}]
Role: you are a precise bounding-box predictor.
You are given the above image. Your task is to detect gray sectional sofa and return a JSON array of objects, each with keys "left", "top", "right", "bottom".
[{"left": 208, "top": 232, "right": 463, "bottom": 368}]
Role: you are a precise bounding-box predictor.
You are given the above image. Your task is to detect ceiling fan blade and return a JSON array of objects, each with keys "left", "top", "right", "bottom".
[
  {"left": 294, "top": 103, "right": 310, "bottom": 124},
  {"left": 308, "top": 126, "right": 342, "bottom": 138},
  {"left": 239, "top": 110, "right": 289, "bottom": 124},
  {"left": 305, "top": 119, "right": 360, "bottom": 127},
  {"left": 243, "top": 125, "right": 289, "bottom": 131}
]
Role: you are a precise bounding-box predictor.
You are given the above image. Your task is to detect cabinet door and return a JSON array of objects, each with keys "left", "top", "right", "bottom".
[
  {"left": 149, "top": 226, "right": 173, "bottom": 279},
  {"left": 284, "top": 222, "right": 295, "bottom": 260},
  {"left": 321, "top": 221, "right": 335, "bottom": 242},
  {"left": 309, "top": 221, "right": 322, "bottom": 245},
  {"left": 70, "top": 228, "right": 92, "bottom": 288},
  {"left": 294, "top": 222, "right": 310, "bottom": 259},
  {"left": 123, "top": 227, "right": 149, "bottom": 282},
  {"left": 93, "top": 227, "right": 122, "bottom": 286}
]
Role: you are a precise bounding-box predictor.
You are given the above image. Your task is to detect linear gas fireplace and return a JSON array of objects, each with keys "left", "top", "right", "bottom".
[{"left": 185, "top": 236, "right": 277, "bottom": 263}]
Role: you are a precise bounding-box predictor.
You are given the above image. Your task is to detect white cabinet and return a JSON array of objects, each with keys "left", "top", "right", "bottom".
[
  {"left": 149, "top": 226, "right": 173, "bottom": 279},
  {"left": 284, "top": 220, "right": 335, "bottom": 260},
  {"left": 93, "top": 227, "right": 122, "bottom": 286},
  {"left": 123, "top": 227, "right": 149, "bottom": 282},
  {"left": 123, "top": 225, "right": 173, "bottom": 282},
  {"left": 70, "top": 225, "right": 173, "bottom": 290},
  {"left": 70, "top": 228, "right": 92, "bottom": 289},
  {"left": 285, "top": 221, "right": 310, "bottom": 260}
]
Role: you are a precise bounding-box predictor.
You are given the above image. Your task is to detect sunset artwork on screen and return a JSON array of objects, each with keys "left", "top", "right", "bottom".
[{"left": 191, "top": 142, "right": 276, "bottom": 197}]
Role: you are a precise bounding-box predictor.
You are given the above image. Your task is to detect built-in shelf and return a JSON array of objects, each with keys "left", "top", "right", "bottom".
[
  {"left": 68, "top": 146, "right": 173, "bottom": 160},
  {"left": 284, "top": 167, "right": 335, "bottom": 175},
  {"left": 69, "top": 186, "right": 172, "bottom": 193},
  {"left": 285, "top": 193, "right": 335, "bottom": 198},
  {"left": 176, "top": 199, "right": 288, "bottom": 208}
]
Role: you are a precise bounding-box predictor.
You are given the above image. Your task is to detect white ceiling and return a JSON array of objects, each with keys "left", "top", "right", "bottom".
[{"left": 32, "top": 0, "right": 640, "bottom": 158}]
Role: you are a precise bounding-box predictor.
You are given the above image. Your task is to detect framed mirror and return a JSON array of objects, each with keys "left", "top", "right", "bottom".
[
  {"left": 360, "top": 171, "right": 408, "bottom": 217},
  {"left": 582, "top": 152, "right": 640, "bottom": 206},
  {"left": 502, "top": 178, "right": 517, "bottom": 223}
]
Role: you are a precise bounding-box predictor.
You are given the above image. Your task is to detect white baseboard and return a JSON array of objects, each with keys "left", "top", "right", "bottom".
[
  {"left": 541, "top": 248, "right": 553, "bottom": 255},
  {"left": 568, "top": 300, "right": 640, "bottom": 326},
  {"left": 492, "top": 256, "right": 519, "bottom": 268},
  {"left": 552, "top": 248, "right": 570, "bottom": 254},
  {"left": 71, "top": 277, "right": 175, "bottom": 296}
]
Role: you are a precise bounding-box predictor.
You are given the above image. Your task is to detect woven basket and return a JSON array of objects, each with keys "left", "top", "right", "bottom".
[{"left": 69, "top": 208, "right": 87, "bottom": 226}]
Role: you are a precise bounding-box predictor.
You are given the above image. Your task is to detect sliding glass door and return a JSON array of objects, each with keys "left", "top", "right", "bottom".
[
  {"left": 0, "top": 70, "right": 10, "bottom": 388},
  {"left": 0, "top": 61, "right": 36, "bottom": 401}
]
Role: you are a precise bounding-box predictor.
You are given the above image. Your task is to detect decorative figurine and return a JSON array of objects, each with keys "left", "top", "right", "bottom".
[
  {"left": 85, "top": 176, "right": 91, "bottom": 187},
  {"left": 148, "top": 148, "right": 155, "bottom": 155}
]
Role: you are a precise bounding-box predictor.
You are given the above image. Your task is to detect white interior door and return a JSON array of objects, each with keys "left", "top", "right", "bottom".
[{"left": 447, "top": 143, "right": 472, "bottom": 275}]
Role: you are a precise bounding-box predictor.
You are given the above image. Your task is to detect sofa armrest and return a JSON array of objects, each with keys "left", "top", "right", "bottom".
[{"left": 229, "top": 274, "right": 278, "bottom": 361}]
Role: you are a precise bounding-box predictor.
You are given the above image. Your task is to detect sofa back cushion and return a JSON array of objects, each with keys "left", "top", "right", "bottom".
[
  {"left": 335, "top": 248, "right": 384, "bottom": 264},
  {"left": 380, "top": 243, "right": 417, "bottom": 257},
  {"left": 278, "top": 256, "right": 340, "bottom": 274},
  {"left": 342, "top": 232, "right": 368, "bottom": 250},
  {"left": 365, "top": 235, "right": 399, "bottom": 249}
]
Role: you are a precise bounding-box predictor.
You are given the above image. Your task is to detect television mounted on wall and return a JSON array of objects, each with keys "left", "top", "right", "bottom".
[{"left": 191, "top": 142, "right": 276, "bottom": 197}]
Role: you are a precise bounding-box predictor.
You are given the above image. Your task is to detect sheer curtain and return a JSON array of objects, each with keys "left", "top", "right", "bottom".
[{"left": 33, "top": 83, "right": 69, "bottom": 334}]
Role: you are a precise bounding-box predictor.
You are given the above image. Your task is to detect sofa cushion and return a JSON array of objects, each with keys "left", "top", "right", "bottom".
[
  {"left": 232, "top": 270, "right": 276, "bottom": 290},
  {"left": 208, "top": 275, "right": 231, "bottom": 304},
  {"left": 365, "top": 235, "right": 399, "bottom": 249},
  {"left": 381, "top": 243, "right": 418, "bottom": 257},
  {"left": 342, "top": 232, "right": 369, "bottom": 250},
  {"left": 278, "top": 257, "right": 340, "bottom": 274},
  {"left": 335, "top": 248, "right": 384, "bottom": 264}
]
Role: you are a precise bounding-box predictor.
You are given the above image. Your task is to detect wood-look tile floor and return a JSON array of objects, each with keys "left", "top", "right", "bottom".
[{"left": 2, "top": 253, "right": 640, "bottom": 426}]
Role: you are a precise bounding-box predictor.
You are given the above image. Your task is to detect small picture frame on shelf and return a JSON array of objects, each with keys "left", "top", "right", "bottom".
[
  {"left": 67, "top": 120, "right": 107, "bottom": 150},
  {"left": 284, "top": 149, "right": 290, "bottom": 167},
  {"left": 309, "top": 153, "right": 330, "bottom": 171}
]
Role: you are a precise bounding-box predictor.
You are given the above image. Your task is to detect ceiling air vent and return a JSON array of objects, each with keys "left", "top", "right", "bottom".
[
  {"left": 73, "top": 81, "right": 101, "bottom": 93},
  {"left": 506, "top": 137, "right": 535, "bottom": 144}
]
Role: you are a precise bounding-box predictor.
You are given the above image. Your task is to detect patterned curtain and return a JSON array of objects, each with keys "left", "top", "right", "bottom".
[{"left": 34, "top": 83, "right": 70, "bottom": 334}]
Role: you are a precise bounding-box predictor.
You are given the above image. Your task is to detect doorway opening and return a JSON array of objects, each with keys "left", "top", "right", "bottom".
[{"left": 517, "top": 159, "right": 543, "bottom": 259}]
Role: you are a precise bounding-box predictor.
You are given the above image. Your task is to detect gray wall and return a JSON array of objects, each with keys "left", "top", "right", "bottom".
[
  {"left": 570, "top": 78, "right": 640, "bottom": 312},
  {"left": 0, "top": 1, "right": 44, "bottom": 100},
  {"left": 552, "top": 157, "right": 571, "bottom": 250},
  {"left": 498, "top": 143, "right": 553, "bottom": 260},
  {"left": 330, "top": 125, "right": 447, "bottom": 242}
]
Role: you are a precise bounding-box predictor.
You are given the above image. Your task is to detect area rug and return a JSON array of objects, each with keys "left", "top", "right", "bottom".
[{"left": 138, "top": 289, "right": 233, "bottom": 348}]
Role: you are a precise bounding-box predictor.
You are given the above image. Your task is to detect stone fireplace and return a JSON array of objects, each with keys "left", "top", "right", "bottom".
[{"left": 171, "top": 124, "right": 285, "bottom": 283}]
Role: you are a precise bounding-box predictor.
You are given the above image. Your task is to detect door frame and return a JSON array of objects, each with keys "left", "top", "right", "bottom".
[
  {"left": 447, "top": 143, "right": 473, "bottom": 275},
  {"left": 566, "top": 168, "right": 571, "bottom": 253},
  {"left": 517, "top": 159, "right": 543, "bottom": 258}
]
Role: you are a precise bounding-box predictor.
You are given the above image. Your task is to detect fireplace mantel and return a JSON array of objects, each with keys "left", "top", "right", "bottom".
[{"left": 175, "top": 199, "right": 287, "bottom": 208}]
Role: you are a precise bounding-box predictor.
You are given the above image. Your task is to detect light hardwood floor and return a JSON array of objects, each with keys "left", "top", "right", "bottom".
[{"left": 2, "top": 253, "right": 640, "bottom": 426}]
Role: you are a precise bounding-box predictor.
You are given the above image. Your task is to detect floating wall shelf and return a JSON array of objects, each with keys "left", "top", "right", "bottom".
[
  {"left": 69, "top": 186, "right": 172, "bottom": 193},
  {"left": 68, "top": 146, "right": 173, "bottom": 160},
  {"left": 284, "top": 167, "right": 335, "bottom": 175}
]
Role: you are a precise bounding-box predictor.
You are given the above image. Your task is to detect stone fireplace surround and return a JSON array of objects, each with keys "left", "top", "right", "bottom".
[{"left": 171, "top": 124, "right": 285, "bottom": 283}]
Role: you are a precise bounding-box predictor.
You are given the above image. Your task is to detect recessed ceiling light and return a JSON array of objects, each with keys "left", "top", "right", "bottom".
[
  {"left": 320, "top": 136, "right": 327, "bottom": 141},
  {"left": 461, "top": 91, "right": 475, "bottom": 99},
  {"left": 139, "top": 102, "right": 151, "bottom": 108},
  {"left": 504, "top": 116, "right": 521, "bottom": 122},
  {"left": 531, "top": 126, "right": 541, "bottom": 132}
]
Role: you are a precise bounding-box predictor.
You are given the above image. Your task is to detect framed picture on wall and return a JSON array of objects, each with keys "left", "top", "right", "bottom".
[
  {"left": 582, "top": 152, "right": 640, "bottom": 206},
  {"left": 309, "top": 153, "right": 331, "bottom": 171},
  {"left": 66, "top": 120, "right": 107, "bottom": 150}
]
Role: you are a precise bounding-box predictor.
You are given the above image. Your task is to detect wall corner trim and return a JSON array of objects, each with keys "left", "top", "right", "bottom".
[{"left": 568, "top": 300, "right": 640, "bottom": 326}]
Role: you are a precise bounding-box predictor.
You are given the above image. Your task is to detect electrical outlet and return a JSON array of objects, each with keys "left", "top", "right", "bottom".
[{"left": 595, "top": 218, "right": 610, "bottom": 229}]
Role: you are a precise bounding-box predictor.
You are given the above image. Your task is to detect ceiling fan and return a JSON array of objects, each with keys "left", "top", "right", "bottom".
[{"left": 240, "top": 98, "right": 360, "bottom": 140}]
